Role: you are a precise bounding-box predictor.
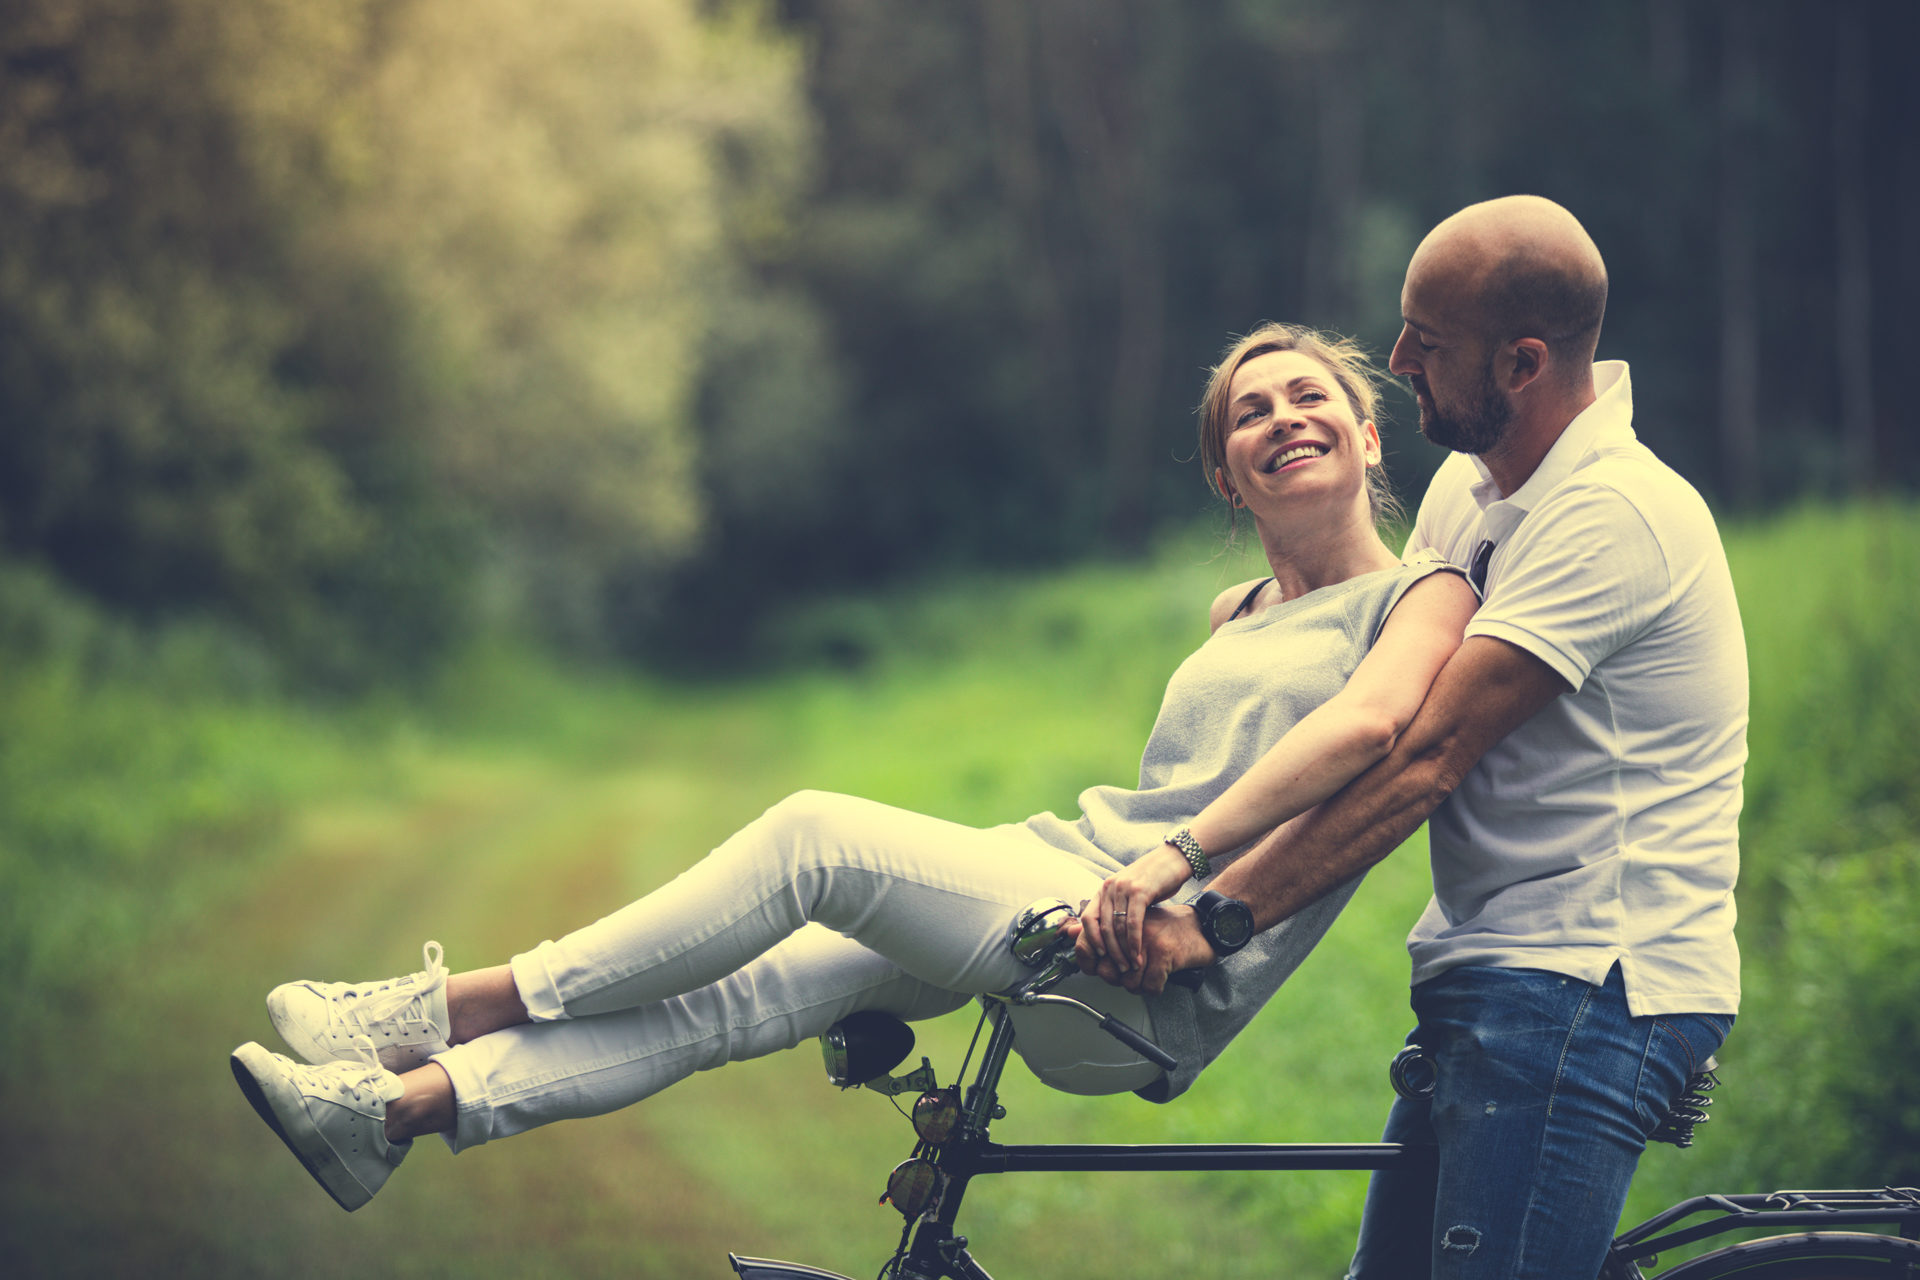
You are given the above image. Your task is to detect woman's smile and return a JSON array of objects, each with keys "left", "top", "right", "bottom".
[{"left": 1263, "top": 442, "right": 1331, "bottom": 474}]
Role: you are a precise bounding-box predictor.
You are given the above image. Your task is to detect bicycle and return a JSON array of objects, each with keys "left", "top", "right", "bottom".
[{"left": 728, "top": 899, "right": 1920, "bottom": 1280}]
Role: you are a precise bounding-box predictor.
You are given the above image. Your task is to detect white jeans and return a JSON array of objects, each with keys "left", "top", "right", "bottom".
[{"left": 434, "top": 791, "right": 1160, "bottom": 1151}]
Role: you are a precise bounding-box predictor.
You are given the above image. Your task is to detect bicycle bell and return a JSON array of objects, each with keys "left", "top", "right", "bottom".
[{"left": 1008, "top": 898, "right": 1078, "bottom": 968}]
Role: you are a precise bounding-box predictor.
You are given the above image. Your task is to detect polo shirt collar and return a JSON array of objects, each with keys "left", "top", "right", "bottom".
[{"left": 1467, "top": 361, "right": 1635, "bottom": 523}]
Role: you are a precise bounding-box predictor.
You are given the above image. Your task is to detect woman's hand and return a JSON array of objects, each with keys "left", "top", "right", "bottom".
[
  {"left": 1074, "top": 903, "right": 1214, "bottom": 994},
  {"left": 1078, "top": 844, "right": 1192, "bottom": 973}
]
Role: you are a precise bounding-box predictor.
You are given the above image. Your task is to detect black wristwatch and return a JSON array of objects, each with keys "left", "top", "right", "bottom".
[{"left": 1191, "top": 890, "right": 1254, "bottom": 959}]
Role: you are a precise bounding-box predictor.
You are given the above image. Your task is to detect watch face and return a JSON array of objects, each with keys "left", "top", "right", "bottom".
[{"left": 1208, "top": 897, "right": 1254, "bottom": 950}]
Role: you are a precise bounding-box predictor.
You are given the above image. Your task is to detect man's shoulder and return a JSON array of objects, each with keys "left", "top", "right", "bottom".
[{"left": 1554, "top": 442, "right": 1721, "bottom": 546}]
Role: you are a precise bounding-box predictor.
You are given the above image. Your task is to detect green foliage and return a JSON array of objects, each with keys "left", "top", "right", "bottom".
[
  {"left": 0, "top": 504, "right": 1915, "bottom": 1274},
  {"left": 654, "top": 0, "right": 1920, "bottom": 655},
  {"left": 9, "top": 0, "right": 1914, "bottom": 670},
  {"left": 0, "top": 0, "right": 819, "bottom": 673},
  {"left": 1636, "top": 504, "right": 1920, "bottom": 1200}
]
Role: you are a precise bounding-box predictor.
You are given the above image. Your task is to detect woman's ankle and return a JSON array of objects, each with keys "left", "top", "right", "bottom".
[
  {"left": 386, "top": 1062, "right": 456, "bottom": 1143},
  {"left": 446, "top": 965, "right": 532, "bottom": 1045}
]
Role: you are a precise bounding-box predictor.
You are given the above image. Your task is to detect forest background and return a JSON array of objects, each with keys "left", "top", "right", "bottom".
[{"left": 2, "top": 0, "right": 1916, "bottom": 1275}]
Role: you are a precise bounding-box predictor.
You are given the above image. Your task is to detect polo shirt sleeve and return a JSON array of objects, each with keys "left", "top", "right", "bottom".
[{"left": 1466, "top": 481, "right": 1673, "bottom": 691}]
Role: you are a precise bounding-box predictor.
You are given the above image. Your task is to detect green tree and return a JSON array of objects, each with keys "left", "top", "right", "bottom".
[{"left": 0, "top": 0, "right": 818, "bottom": 672}]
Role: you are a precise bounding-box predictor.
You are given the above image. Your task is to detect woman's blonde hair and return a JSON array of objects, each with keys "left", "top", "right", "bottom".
[{"left": 1196, "top": 322, "right": 1403, "bottom": 528}]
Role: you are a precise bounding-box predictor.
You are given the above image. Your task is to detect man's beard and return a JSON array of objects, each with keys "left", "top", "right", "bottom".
[{"left": 1418, "top": 364, "right": 1512, "bottom": 455}]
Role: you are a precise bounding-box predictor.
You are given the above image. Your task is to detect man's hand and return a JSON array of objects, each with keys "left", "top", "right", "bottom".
[
  {"left": 1074, "top": 903, "right": 1214, "bottom": 995},
  {"left": 1079, "top": 844, "right": 1192, "bottom": 973}
]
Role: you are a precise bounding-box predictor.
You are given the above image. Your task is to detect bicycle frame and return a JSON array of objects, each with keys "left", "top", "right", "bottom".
[
  {"left": 732, "top": 904, "right": 1920, "bottom": 1280},
  {"left": 732, "top": 995, "right": 1437, "bottom": 1280}
]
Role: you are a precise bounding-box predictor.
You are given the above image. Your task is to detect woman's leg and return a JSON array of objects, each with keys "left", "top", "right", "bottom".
[
  {"left": 509, "top": 790, "right": 1106, "bottom": 1022},
  {"left": 422, "top": 792, "right": 1166, "bottom": 1146},
  {"left": 427, "top": 924, "right": 973, "bottom": 1150},
  {"left": 264, "top": 790, "right": 1149, "bottom": 1154}
]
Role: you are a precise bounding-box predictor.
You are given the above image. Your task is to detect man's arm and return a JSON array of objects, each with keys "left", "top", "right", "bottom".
[
  {"left": 1090, "top": 634, "right": 1569, "bottom": 994},
  {"left": 1215, "top": 633, "right": 1568, "bottom": 930}
]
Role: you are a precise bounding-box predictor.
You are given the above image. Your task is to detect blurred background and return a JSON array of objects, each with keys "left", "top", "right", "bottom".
[{"left": 2, "top": 1, "right": 1916, "bottom": 1275}]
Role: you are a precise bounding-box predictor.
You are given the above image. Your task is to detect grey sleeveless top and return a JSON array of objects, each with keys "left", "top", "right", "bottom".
[{"left": 1013, "top": 552, "right": 1459, "bottom": 1101}]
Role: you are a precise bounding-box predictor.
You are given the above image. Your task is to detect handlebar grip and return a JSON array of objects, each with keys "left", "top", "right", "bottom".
[
  {"left": 1098, "top": 1013, "right": 1178, "bottom": 1074},
  {"left": 1168, "top": 968, "right": 1205, "bottom": 990}
]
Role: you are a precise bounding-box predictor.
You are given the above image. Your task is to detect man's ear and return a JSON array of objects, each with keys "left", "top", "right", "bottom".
[{"left": 1505, "top": 338, "right": 1549, "bottom": 393}]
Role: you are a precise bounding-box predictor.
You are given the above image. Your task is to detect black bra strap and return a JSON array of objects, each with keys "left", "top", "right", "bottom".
[{"left": 1229, "top": 577, "right": 1274, "bottom": 621}]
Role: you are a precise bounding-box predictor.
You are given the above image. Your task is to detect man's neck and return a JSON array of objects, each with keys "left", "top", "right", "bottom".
[{"left": 1478, "top": 381, "right": 1597, "bottom": 497}]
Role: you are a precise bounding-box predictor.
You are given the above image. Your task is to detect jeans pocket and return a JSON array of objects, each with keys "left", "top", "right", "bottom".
[
  {"left": 1638, "top": 1012, "right": 1733, "bottom": 1133},
  {"left": 1655, "top": 1012, "right": 1733, "bottom": 1075}
]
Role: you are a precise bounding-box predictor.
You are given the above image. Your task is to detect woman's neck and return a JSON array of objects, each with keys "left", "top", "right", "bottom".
[{"left": 1253, "top": 512, "right": 1401, "bottom": 601}]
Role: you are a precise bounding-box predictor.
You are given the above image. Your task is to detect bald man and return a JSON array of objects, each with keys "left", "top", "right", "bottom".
[{"left": 1118, "top": 198, "right": 1747, "bottom": 1278}]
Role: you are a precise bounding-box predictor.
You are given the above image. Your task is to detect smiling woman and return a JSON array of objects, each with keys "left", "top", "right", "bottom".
[
  {"left": 1197, "top": 324, "right": 1406, "bottom": 537},
  {"left": 226, "top": 323, "right": 1476, "bottom": 1219}
]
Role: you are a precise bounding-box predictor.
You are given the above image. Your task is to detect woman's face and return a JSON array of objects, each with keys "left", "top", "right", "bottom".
[{"left": 1215, "top": 349, "right": 1381, "bottom": 522}]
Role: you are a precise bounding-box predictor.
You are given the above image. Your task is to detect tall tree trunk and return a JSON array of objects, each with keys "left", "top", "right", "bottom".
[
  {"left": 1902, "top": 18, "right": 1920, "bottom": 492},
  {"left": 1303, "top": 18, "right": 1364, "bottom": 328},
  {"left": 1039, "top": 0, "right": 1164, "bottom": 547},
  {"left": 1444, "top": 5, "right": 1487, "bottom": 209},
  {"left": 1649, "top": 0, "right": 1687, "bottom": 97},
  {"left": 1833, "top": 0, "right": 1875, "bottom": 493},
  {"left": 1717, "top": 6, "right": 1760, "bottom": 508},
  {"left": 979, "top": 0, "right": 1081, "bottom": 494}
]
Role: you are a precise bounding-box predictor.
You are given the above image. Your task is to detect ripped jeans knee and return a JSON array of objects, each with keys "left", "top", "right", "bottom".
[{"left": 1439, "top": 1223, "right": 1482, "bottom": 1257}]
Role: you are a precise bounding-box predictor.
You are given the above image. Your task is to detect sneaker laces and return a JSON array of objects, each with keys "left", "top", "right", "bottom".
[
  {"left": 328, "top": 941, "right": 449, "bottom": 1040},
  {"left": 324, "top": 1036, "right": 402, "bottom": 1105}
]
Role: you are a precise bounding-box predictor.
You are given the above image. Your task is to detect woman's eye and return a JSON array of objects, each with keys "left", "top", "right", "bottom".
[
  {"left": 1236, "top": 407, "right": 1264, "bottom": 428},
  {"left": 1298, "top": 389, "right": 1327, "bottom": 403}
]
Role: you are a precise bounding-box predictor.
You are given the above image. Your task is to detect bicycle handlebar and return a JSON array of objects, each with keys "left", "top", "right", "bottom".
[
  {"left": 1007, "top": 990, "right": 1180, "bottom": 1074},
  {"left": 1095, "top": 1012, "right": 1178, "bottom": 1073}
]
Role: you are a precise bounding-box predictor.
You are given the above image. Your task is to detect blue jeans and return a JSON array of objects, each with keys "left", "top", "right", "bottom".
[{"left": 1346, "top": 964, "right": 1731, "bottom": 1280}]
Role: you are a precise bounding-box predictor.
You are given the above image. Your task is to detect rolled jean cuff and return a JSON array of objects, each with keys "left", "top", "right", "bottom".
[
  {"left": 510, "top": 942, "right": 571, "bottom": 1022},
  {"left": 430, "top": 1044, "right": 498, "bottom": 1154}
]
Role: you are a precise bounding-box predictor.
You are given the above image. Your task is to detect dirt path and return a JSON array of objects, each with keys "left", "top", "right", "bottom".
[
  {"left": 3, "top": 745, "right": 940, "bottom": 1277},
  {"left": 2, "top": 678, "right": 1374, "bottom": 1277}
]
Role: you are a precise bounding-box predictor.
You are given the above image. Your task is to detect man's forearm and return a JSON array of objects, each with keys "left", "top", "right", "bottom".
[
  {"left": 1211, "top": 634, "right": 1568, "bottom": 932},
  {"left": 1212, "top": 737, "right": 1457, "bottom": 929}
]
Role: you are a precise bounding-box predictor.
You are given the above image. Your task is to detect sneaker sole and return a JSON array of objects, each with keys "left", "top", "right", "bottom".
[{"left": 230, "top": 1042, "right": 377, "bottom": 1212}]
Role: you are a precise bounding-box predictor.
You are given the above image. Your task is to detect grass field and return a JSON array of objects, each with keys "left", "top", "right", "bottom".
[{"left": 2, "top": 504, "right": 1916, "bottom": 1276}]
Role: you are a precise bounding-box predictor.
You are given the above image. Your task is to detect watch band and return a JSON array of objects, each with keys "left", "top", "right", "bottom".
[
  {"left": 1164, "top": 826, "right": 1210, "bottom": 879},
  {"left": 1192, "top": 889, "right": 1254, "bottom": 957}
]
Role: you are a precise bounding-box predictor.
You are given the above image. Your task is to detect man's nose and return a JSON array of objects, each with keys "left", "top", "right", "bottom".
[{"left": 1387, "top": 325, "right": 1419, "bottom": 375}]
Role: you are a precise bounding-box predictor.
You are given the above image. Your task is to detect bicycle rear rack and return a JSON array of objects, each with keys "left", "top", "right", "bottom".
[{"left": 1607, "top": 1186, "right": 1920, "bottom": 1269}]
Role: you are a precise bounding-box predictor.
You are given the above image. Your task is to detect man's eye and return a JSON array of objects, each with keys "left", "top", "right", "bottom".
[{"left": 1419, "top": 340, "right": 1437, "bottom": 353}]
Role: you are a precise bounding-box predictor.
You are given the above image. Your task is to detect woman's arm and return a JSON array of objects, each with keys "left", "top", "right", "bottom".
[
  {"left": 1189, "top": 570, "right": 1478, "bottom": 857},
  {"left": 1083, "top": 570, "right": 1478, "bottom": 973}
]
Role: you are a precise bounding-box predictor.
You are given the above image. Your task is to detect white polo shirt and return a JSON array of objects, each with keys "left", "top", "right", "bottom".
[{"left": 1404, "top": 361, "right": 1746, "bottom": 1016}]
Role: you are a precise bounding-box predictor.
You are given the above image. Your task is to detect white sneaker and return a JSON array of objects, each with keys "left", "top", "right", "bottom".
[
  {"left": 267, "top": 941, "right": 452, "bottom": 1073},
  {"left": 230, "top": 1036, "right": 410, "bottom": 1212}
]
